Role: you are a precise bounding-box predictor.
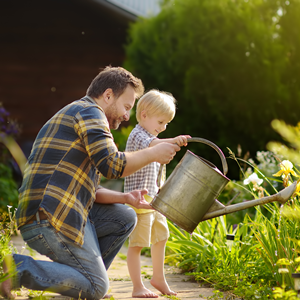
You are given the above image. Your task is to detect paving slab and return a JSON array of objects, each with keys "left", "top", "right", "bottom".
[{"left": 6, "top": 233, "right": 216, "bottom": 300}]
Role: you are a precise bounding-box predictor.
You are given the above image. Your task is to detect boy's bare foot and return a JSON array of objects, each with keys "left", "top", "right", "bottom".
[
  {"left": 132, "top": 287, "right": 158, "bottom": 298},
  {"left": 0, "top": 255, "right": 15, "bottom": 299},
  {"left": 150, "top": 278, "right": 177, "bottom": 296}
]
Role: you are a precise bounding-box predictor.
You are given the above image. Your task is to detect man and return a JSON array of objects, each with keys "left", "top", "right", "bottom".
[{"left": 1, "top": 66, "right": 180, "bottom": 300}]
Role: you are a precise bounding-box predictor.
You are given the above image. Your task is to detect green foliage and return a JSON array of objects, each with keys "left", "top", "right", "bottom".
[
  {"left": 268, "top": 120, "right": 300, "bottom": 166},
  {"left": 124, "top": 0, "right": 300, "bottom": 179},
  {"left": 0, "top": 207, "right": 17, "bottom": 284},
  {"left": 111, "top": 125, "right": 134, "bottom": 152},
  {"left": 166, "top": 214, "right": 275, "bottom": 299},
  {"left": 0, "top": 102, "right": 24, "bottom": 212},
  {"left": 166, "top": 199, "right": 300, "bottom": 299},
  {"left": 165, "top": 131, "right": 300, "bottom": 299},
  {"left": 0, "top": 163, "right": 19, "bottom": 212},
  {"left": 216, "top": 148, "right": 286, "bottom": 225}
]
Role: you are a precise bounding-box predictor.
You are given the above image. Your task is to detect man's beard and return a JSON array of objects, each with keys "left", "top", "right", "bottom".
[{"left": 106, "top": 101, "right": 123, "bottom": 130}]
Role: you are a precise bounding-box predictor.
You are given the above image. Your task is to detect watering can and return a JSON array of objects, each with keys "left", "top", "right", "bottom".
[{"left": 150, "top": 137, "right": 297, "bottom": 233}]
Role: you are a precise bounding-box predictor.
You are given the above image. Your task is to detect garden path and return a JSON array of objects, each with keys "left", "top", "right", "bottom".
[{"left": 9, "top": 233, "right": 216, "bottom": 300}]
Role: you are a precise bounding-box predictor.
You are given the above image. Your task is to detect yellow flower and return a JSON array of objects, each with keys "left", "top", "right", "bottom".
[
  {"left": 273, "top": 160, "right": 298, "bottom": 177},
  {"left": 288, "top": 180, "right": 300, "bottom": 197},
  {"left": 277, "top": 258, "right": 291, "bottom": 265},
  {"left": 273, "top": 160, "right": 298, "bottom": 186}
]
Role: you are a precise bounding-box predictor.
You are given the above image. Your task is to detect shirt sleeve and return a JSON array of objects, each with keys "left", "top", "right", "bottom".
[
  {"left": 74, "top": 105, "right": 126, "bottom": 179},
  {"left": 126, "top": 129, "right": 156, "bottom": 152}
]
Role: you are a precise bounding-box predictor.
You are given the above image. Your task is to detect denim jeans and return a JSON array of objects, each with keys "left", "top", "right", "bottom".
[{"left": 13, "top": 203, "right": 136, "bottom": 300}]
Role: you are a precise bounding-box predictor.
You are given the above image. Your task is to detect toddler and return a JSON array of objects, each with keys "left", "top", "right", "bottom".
[{"left": 124, "top": 89, "right": 190, "bottom": 298}]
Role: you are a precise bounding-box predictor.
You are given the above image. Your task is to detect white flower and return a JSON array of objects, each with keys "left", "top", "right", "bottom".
[
  {"left": 279, "top": 268, "right": 289, "bottom": 274},
  {"left": 243, "top": 173, "right": 263, "bottom": 186},
  {"left": 282, "top": 160, "right": 294, "bottom": 170}
]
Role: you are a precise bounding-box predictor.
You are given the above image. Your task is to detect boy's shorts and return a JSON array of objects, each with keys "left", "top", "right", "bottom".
[{"left": 128, "top": 211, "right": 169, "bottom": 248}]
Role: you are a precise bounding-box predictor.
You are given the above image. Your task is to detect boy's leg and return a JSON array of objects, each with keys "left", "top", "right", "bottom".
[
  {"left": 150, "top": 239, "right": 176, "bottom": 295},
  {"left": 127, "top": 213, "right": 158, "bottom": 298},
  {"left": 12, "top": 218, "right": 109, "bottom": 300},
  {"left": 150, "top": 212, "right": 177, "bottom": 295}
]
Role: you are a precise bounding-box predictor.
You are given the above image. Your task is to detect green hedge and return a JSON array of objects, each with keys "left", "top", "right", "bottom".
[{"left": 124, "top": 0, "right": 300, "bottom": 179}]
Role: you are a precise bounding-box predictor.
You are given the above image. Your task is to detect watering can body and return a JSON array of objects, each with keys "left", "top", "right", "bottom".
[{"left": 150, "top": 138, "right": 297, "bottom": 233}]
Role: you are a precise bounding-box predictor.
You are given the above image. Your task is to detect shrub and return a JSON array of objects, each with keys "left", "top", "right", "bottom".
[{"left": 124, "top": 0, "right": 300, "bottom": 179}]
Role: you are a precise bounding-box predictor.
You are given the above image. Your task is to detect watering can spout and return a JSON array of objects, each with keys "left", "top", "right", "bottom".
[{"left": 201, "top": 181, "right": 298, "bottom": 221}]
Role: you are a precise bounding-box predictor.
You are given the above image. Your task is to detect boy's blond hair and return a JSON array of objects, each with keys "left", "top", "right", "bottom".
[{"left": 136, "top": 89, "right": 176, "bottom": 122}]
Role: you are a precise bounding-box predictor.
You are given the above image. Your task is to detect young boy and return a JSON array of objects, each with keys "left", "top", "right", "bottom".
[{"left": 124, "top": 89, "right": 190, "bottom": 298}]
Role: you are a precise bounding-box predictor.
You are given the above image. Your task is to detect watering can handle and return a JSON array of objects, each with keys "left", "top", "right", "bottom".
[
  {"left": 187, "top": 137, "right": 228, "bottom": 175},
  {"left": 157, "top": 137, "right": 228, "bottom": 189}
]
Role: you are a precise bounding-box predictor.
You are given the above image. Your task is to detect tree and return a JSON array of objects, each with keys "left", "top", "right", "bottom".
[{"left": 124, "top": 0, "right": 300, "bottom": 178}]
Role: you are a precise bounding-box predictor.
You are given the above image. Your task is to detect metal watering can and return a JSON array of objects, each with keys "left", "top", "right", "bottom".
[{"left": 150, "top": 137, "right": 297, "bottom": 233}]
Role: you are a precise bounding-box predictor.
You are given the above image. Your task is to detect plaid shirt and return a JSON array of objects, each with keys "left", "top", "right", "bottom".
[
  {"left": 124, "top": 124, "right": 165, "bottom": 214},
  {"left": 16, "top": 96, "right": 126, "bottom": 246}
]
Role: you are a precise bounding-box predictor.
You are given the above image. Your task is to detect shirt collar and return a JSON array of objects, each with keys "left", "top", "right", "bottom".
[
  {"left": 84, "top": 95, "right": 104, "bottom": 113},
  {"left": 136, "top": 124, "right": 156, "bottom": 138}
]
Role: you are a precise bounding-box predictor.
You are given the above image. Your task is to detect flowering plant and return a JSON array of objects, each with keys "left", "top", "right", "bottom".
[
  {"left": 0, "top": 102, "right": 20, "bottom": 139},
  {"left": 0, "top": 103, "right": 23, "bottom": 212},
  {"left": 0, "top": 103, "right": 21, "bottom": 165},
  {"left": 273, "top": 160, "right": 299, "bottom": 187}
]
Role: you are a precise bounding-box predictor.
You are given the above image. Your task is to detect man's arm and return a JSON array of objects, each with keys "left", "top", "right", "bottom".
[
  {"left": 121, "top": 142, "right": 180, "bottom": 178},
  {"left": 95, "top": 187, "right": 153, "bottom": 210}
]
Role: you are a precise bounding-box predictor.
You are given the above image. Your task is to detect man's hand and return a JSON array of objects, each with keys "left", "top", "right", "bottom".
[
  {"left": 122, "top": 141, "right": 181, "bottom": 177},
  {"left": 151, "top": 143, "right": 180, "bottom": 164},
  {"left": 125, "top": 189, "right": 153, "bottom": 210}
]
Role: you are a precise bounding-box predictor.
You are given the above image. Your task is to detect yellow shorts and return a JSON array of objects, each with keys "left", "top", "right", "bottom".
[{"left": 128, "top": 211, "right": 169, "bottom": 248}]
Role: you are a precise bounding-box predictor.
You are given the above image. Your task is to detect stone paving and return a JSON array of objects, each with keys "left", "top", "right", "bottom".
[{"left": 7, "top": 233, "right": 216, "bottom": 300}]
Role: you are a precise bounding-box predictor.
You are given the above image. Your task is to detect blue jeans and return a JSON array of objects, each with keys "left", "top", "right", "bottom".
[{"left": 13, "top": 203, "right": 136, "bottom": 300}]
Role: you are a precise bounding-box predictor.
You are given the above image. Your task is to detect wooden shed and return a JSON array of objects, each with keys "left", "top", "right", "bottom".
[{"left": 0, "top": 0, "right": 159, "bottom": 156}]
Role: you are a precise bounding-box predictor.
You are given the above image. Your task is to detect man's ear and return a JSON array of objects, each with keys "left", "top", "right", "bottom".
[{"left": 103, "top": 88, "right": 113, "bottom": 104}]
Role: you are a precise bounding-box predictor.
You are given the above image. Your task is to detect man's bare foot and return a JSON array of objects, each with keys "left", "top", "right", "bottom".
[
  {"left": 0, "top": 255, "right": 15, "bottom": 299},
  {"left": 132, "top": 286, "right": 158, "bottom": 298},
  {"left": 150, "top": 278, "right": 177, "bottom": 296}
]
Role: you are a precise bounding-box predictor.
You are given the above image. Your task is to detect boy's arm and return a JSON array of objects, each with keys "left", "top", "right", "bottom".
[{"left": 150, "top": 135, "right": 191, "bottom": 147}]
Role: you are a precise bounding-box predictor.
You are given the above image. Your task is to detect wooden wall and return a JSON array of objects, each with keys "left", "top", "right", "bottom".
[{"left": 0, "top": 0, "right": 133, "bottom": 156}]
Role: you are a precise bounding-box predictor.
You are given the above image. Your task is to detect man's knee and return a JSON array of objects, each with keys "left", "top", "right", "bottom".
[
  {"left": 123, "top": 206, "right": 137, "bottom": 232},
  {"left": 90, "top": 273, "right": 110, "bottom": 300}
]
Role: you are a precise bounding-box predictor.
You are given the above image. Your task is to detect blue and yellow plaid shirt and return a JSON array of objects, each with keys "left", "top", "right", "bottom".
[{"left": 16, "top": 96, "right": 126, "bottom": 245}]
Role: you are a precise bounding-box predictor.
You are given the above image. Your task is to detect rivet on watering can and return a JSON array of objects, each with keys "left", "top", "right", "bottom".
[
  {"left": 292, "top": 273, "right": 300, "bottom": 297},
  {"left": 226, "top": 234, "right": 235, "bottom": 252}
]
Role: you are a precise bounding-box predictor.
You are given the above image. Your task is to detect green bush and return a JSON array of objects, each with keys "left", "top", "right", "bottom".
[
  {"left": 0, "top": 163, "right": 19, "bottom": 212},
  {"left": 124, "top": 0, "right": 300, "bottom": 179}
]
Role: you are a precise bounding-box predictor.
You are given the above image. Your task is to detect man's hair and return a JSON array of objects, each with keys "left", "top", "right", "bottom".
[
  {"left": 136, "top": 89, "right": 176, "bottom": 123},
  {"left": 87, "top": 66, "right": 144, "bottom": 99}
]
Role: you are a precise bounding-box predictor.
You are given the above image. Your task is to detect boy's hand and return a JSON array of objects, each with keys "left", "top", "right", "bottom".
[
  {"left": 125, "top": 189, "right": 153, "bottom": 210},
  {"left": 173, "top": 135, "right": 191, "bottom": 147}
]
